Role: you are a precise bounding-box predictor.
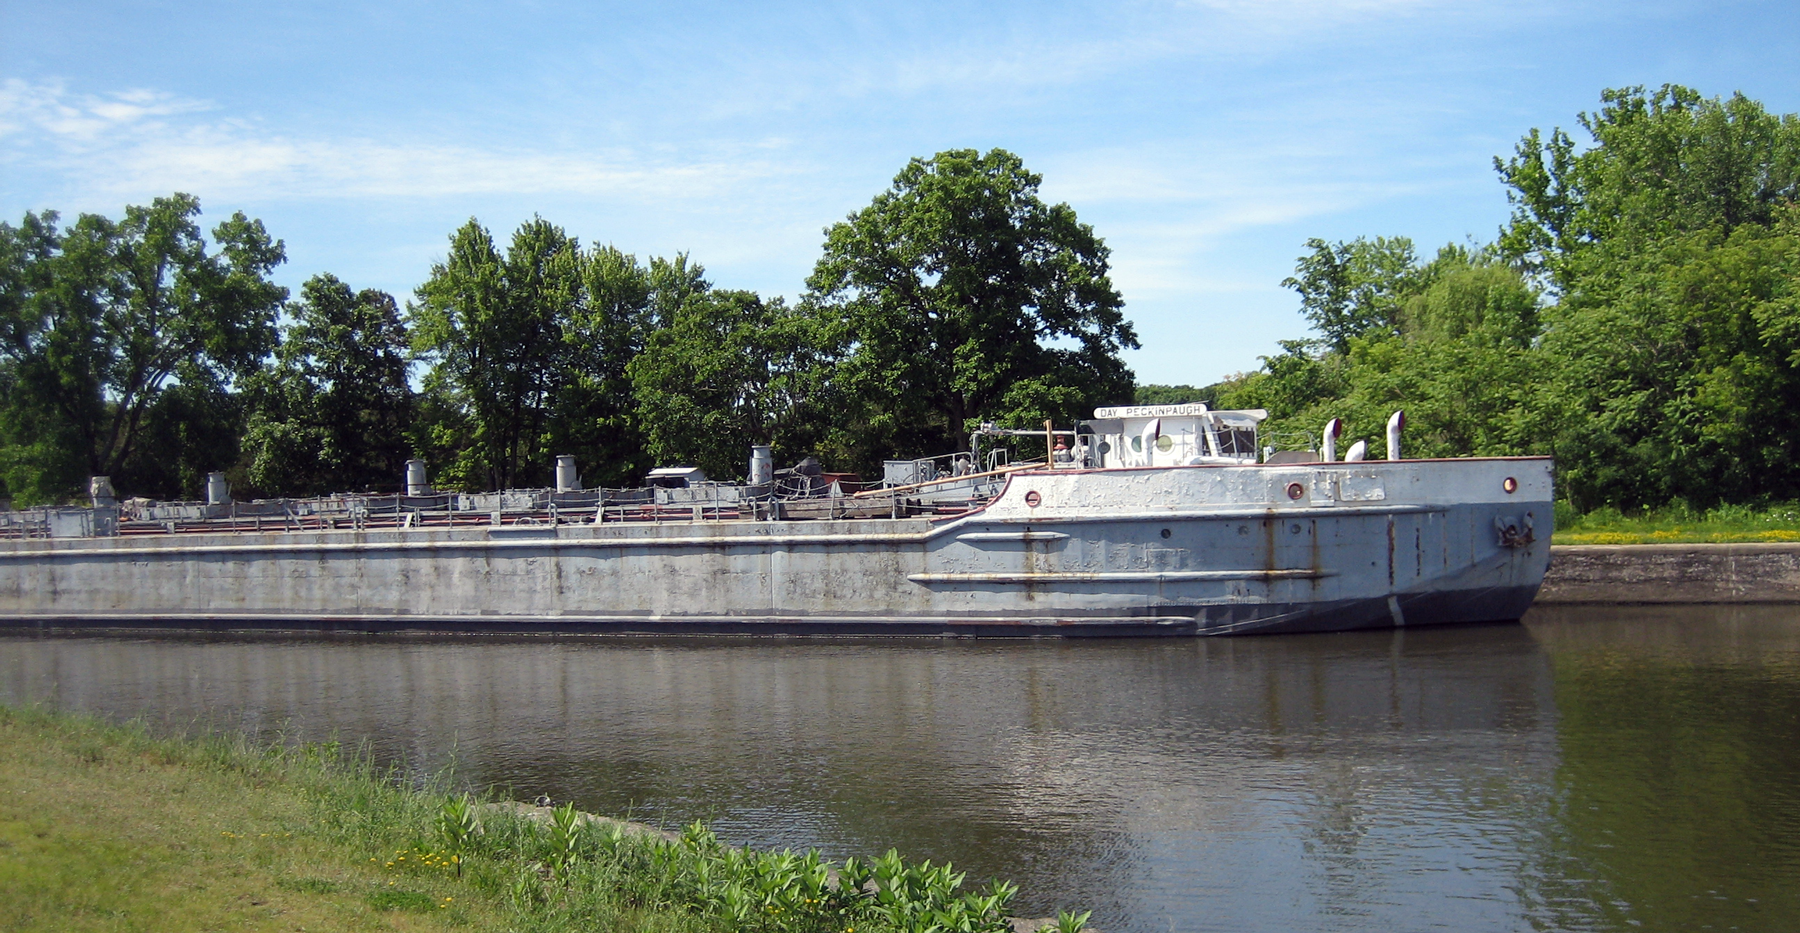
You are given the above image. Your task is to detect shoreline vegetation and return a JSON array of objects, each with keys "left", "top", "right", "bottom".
[
  {"left": 4, "top": 85, "right": 1798, "bottom": 528},
  {"left": 0, "top": 704, "right": 1087, "bottom": 933},
  {"left": 1552, "top": 501, "right": 1800, "bottom": 546}
]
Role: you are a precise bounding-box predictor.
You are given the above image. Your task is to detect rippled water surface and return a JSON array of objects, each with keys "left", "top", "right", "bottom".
[{"left": 4, "top": 606, "right": 1799, "bottom": 932}]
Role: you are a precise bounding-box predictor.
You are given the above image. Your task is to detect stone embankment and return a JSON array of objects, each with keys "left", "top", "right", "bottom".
[{"left": 1541, "top": 543, "right": 1800, "bottom": 604}]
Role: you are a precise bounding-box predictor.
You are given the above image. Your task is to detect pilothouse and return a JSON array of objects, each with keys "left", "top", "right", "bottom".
[{"left": 1079, "top": 403, "right": 1265, "bottom": 468}]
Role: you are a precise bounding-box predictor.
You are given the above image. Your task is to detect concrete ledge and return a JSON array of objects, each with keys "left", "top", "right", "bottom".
[{"left": 1541, "top": 542, "right": 1800, "bottom": 604}]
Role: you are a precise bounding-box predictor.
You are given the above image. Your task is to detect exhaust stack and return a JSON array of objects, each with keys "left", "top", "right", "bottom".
[{"left": 1321, "top": 418, "right": 1343, "bottom": 462}]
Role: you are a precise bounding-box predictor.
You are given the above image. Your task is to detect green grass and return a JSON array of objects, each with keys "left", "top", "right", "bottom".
[
  {"left": 0, "top": 704, "right": 1079, "bottom": 933},
  {"left": 1553, "top": 500, "right": 1800, "bottom": 545},
  {"left": 0, "top": 704, "right": 510, "bottom": 932}
]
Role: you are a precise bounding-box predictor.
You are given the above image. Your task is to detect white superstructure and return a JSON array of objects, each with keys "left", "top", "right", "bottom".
[{"left": 1084, "top": 403, "right": 1266, "bottom": 467}]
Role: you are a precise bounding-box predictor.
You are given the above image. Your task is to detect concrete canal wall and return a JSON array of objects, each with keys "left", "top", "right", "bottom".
[{"left": 1541, "top": 543, "right": 1800, "bottom": 604}]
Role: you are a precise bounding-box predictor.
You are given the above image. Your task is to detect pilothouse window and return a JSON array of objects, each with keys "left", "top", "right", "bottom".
[{"left": 1218, "top": 427, "right": 1257, "bottom": 457}]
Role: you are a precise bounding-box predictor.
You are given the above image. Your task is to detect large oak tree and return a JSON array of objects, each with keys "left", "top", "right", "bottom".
[
  {"left": 806, "top": 148, "right": 1137, "bottom": 464},
  {"left": 241, "top": 274, "right": 415, "bottom": 496},
  {"left": 0, "top": 194, "right": 284, "bottom": 502}
]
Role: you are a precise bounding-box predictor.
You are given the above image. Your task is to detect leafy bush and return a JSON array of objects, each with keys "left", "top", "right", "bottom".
[{"left": 461, "top": 809, "right": 1021, "bottom": 933}]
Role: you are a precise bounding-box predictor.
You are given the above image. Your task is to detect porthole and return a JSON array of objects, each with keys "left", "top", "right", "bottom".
[
  {"left": 1131, "top": 436, "right": 1143, "bottom": 452},
  {"left": 1024, "top": 490, "right": 1042, "bottom": 507},
  {"left": 1160, "top": 528, "right": 1172, "bottom": 539},
  {"left": 1503, "top": 476, "right": 1518, "bottom": 494},
  {"left": 1286, "top": 482, "right": 1305, "bottom": 500},
  {"left": 1155, "top": 435, "right": 1174, "bottom": 452}
]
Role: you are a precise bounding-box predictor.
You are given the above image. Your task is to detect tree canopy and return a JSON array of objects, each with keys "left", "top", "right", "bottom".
[
  {"left": 1281, "top": 236, "right": 1422, "bottom": 353},
  {"left": 806, "top": 148, "right": 1137, "bottom": 464},
  {"left": 1217, "top": 84, "right": 1800, "bottom": 511},
  {"left": 0, "top": 194, "right": 285, "bottom": 503},
  {"left": 241, "top": 274, "right": 414, "bottom": 496},
  {"left": 628, "top": 289, "right": 841, "bottom": 480},
  {"left": 1496, "top": 85, "right": 1800, "bottom": 288},
  {"left": 410, "top": 218, "right": 581, "bottom": 491}
]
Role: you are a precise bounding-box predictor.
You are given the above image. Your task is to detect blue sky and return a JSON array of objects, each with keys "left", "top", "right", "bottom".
[{"left": 3, "top": 1, "right": 1796, "bottom": 386}]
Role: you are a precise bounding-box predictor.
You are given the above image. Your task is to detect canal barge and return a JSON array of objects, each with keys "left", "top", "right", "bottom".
[{"left": 0, "top": 405, "right": 1552, "bottom": 637}]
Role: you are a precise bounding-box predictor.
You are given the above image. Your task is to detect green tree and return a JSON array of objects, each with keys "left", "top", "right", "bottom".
[
  {"left": 0, "top": 211, "right": 83, "bottom": 502},
  {"left": 628, "top": 289, "right": 842, "bottom": 480},
  {"left": 1497, "top": 84, "right": 1800, "bottom": 289},
  {"left": 0, "top": 194, "right": 284, "bottom": 502},
  {"left": 411, "top": 218, "right": 582, "bottom": 491},
  {"left": 125, "top": 379, "right": 248, "bottom": 503},
  {"left": 1533, "top": 217, "right": 1800, "bottom": 509},
  {"left": 1281, "top": 236, "right": 1421, "bottom": 353},
  {"left": 1129, "top": 85, "right": 1800, "bottom": 513},
  {"left": 1232, "top": 244, "right": 1545, "bottom": 460},
  {"left": 552, "top": 245, "right": 655, "bottom": 488},
  {"left": 410, "top": 218, "right": 721, "bottom": 491},
  {"left": 551, "top": 250, "right": 713, "bottom": 488},
  {"left": 241, "top": 274, "right": 415, "bottom": 496},
  {"left": 1134, "top": 384, "right": 1207, "bottom": 405},
  {"left": 1397, "top": 249, "right": 1540, "bottom": 347},
  {"left": 806, "top": 148, "right": 1137, "bottom": 466},
  {"left": 1496, "top": 85, "right": 1800, "bottom": 508}
]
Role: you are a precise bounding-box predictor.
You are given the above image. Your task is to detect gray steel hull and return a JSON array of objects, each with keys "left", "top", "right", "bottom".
[{"left": 0, "top": 458, "right": 1553, "bottom": 637}]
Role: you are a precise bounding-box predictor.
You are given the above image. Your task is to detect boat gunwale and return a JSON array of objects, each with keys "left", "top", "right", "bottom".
[{"left": 0, "top": 504, "right": 1470, "bottom": 560}]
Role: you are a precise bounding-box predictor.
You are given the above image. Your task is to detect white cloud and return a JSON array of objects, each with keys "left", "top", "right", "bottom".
[
  {"left": 0, "top": 80, "right": 798, "bottom": 204},
  {"left": 688, "top": 0, "right": 1497, "bottom": 117},
  {"left": 1044, "top": 140, "right": 1434, "bottom": 211},
  {"left": 0, "top": 79, "right": 211, "bottom": 144}
]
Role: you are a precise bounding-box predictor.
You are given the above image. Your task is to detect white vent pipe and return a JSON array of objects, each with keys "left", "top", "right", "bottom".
[
  {"left": 405, "top": 460, "right": 428, "bottom": 496},
  {"left": 1344, "top": 440, "right": 1368, "bottom": 462},
  {"left": 749, "top": 446, "right": 774, "bottom": 486},
  {"left": 555, "top": 455, "right": 580, "bottom": 493},
  {"left": 1321, "top": 418, "right": 1343, "bottom": 462},
  {"left": 1387, "top": 410, "right": 1406, "bottom": 460},
  {"left": 205, "top": 472, "right": 231, "bottom": 506}
]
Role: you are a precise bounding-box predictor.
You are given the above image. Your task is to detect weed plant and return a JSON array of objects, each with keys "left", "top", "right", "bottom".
[
  {"left": 446, "top": 806, "right": 1035, "bottom": 933},
  {"left": 437, "top": 793, "right": 480, "bottom": 877}
]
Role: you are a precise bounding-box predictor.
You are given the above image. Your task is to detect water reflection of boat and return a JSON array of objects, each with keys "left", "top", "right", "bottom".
[{"left": 0, "top": 404, "right": 1551, "bottom": 636}]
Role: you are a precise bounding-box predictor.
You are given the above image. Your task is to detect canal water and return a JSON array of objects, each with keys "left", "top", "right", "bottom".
[{"left": 3, "top": 605, "right": 1797, "bottom": 933}]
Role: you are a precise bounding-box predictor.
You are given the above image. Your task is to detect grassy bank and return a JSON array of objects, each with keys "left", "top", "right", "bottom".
[
  {"left": 0, "top": 705, "right": 1082, "bottom": 933},
  {"left": 1553, "top": 501, "right": 1800, "bottom": 545}
]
